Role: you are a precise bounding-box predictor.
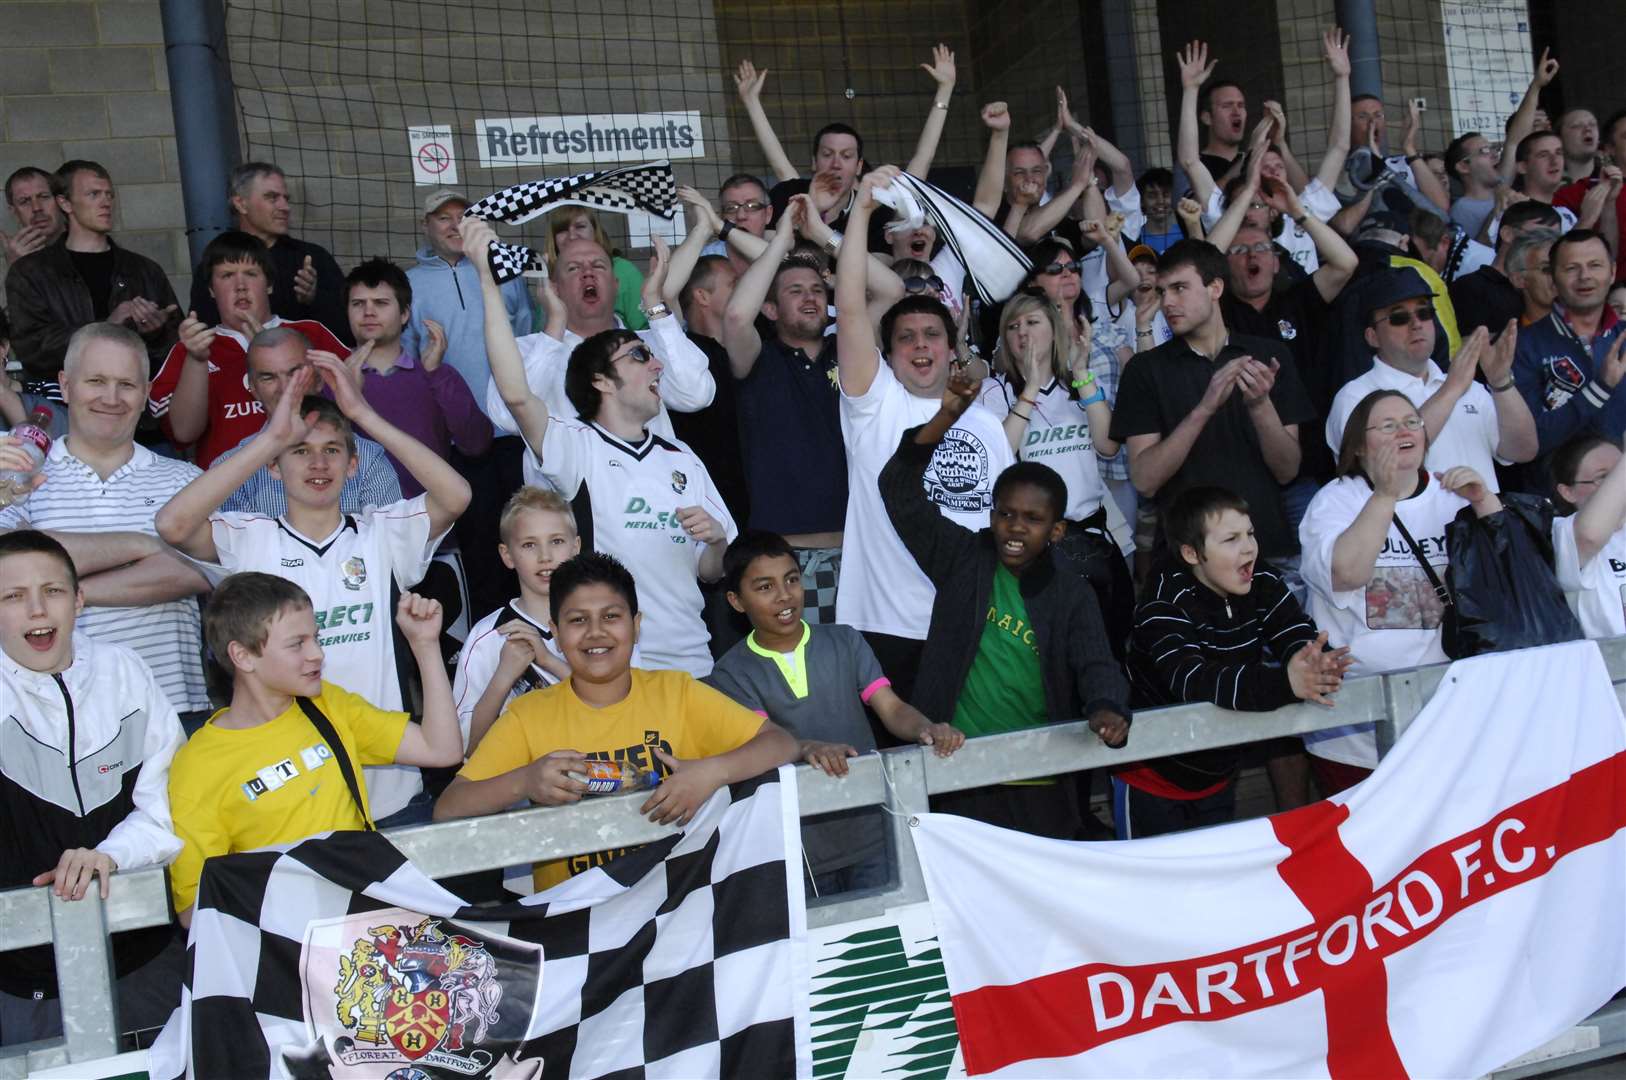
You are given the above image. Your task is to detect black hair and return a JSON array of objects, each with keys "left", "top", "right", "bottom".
[
  {"left": 1137, "top": 167, "right": 1174, "bottom": 193},
  {"left": 0, "top": 303, "right": 10, "bottom": 344},
  {"left": 1444, "top": 132, "right": 1482, "bottom": 179},
  {"left": 879, "top": 295, "right": 954, "bottom": 356},
  {"left": 1550, "top": 433, "right": 1617, "bottom": 515},
  {"left": 1351, "top": 93, "right": 1382, "bottom": 107},
  {"left": 1157, "top": 239, "right": 1230, "bottom": 287},
  {"left": 201, "top": 229, "right": 275, "bottom": 280},
  {"left": 1199, "top": 79, "right": 1245, "bottom": 117},
  {"left": 1516, "top": 129, "right": 1561, "bottom": 163},
  {"left": 5, "top": 166, "right": 59, "bottom": 205},
  {"left": 721, "top": 530, "right": 798, "bottom": 595},
  {"left": 548, "top": 551, "right": 638, "bottom": 626},
  {"left": 345, "top": 257, "right": 412, "bottom": 311},
  {"left": 1164, "top": 487, "right": 1252, "bottom": 558},
  {"left": 1605, "top": 108, "right": 1626, "bottom": 148},
  {"left": 993, "top": 461, "right": 1067, "bottom": 522},
  {"left": 564, "top": 328, "right": 640, "bottom": 421},
  {"left": 1549, "top": 228, "right": 1612, "bottom": 275},
  {"left": 812, "top": 123, "right": 864, "bottom": 164},
  {"left": 0, "top": 530, "right": 78, "bottom": 591},
  {"left": 678, "top": 254, "right": 732, "bottom": 316},
  {"left": 55, "top": 159, "right": 110, "bottom": 193},
  {"left": 1496, "top": 200, "right": 1563, "bottom": 248},
  {"left": 768, "top": 252, "right": 829, "bottom": 305}
]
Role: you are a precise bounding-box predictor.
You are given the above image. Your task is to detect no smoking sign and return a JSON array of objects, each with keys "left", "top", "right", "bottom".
[{"left": 408, "top": 125, "right": 458, "bottom": 185}]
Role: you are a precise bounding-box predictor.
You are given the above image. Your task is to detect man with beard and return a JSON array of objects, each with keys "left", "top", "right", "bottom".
[
  {"left": 834, "top": 168, "right": 1012, "bottom": 701},
  {"left": 1511, "top": 229, "right": 1626, "bottom": 456}
]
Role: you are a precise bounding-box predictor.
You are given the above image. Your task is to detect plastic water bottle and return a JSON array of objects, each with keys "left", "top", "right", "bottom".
[
  {"left": 0, "top": 404, "right": 54, "bottom": 505},
  {"left": 570, "top": 759, "right": 661, "bottom": 795}
]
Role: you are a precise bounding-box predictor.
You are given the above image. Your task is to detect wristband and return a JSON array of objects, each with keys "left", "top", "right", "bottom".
[
  {"left": 1136, "top": 327, "right": 1155, "bottom": 337},
  {"left": 1011, "top": 408, "right": 1033, "bottom": 422},
  {"left": 1077, "top": 389, "right": 1107, "bottom": 408},
  {"left": 1292, "top": 212, "right": 1309, "bottom": 226},
  {"left": 824, "top": 231, "right": 842, "bottom": 257},
  {"left": 719, "top": 220, "right": 737, "bottom": 240},
  {"left": 1489, "top": 376, "right": 1517, "bottom": 393},
  {"left": 933, "top": 100, "right": 950, "bottom": 111},
  {"left": 1070, "top": 371, "right": 1095, "bottom": 389},
  {"left": 643, "top": 301, "right": 671, "bottom": 320}
]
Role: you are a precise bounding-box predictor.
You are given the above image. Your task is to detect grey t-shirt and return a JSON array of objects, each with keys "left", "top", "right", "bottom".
[
  {"left": 1450, "top": 196, "right": 1495, "bottom": 241},
  {"left": 707, "top": 623, "right": 888, "bottom": 875}
]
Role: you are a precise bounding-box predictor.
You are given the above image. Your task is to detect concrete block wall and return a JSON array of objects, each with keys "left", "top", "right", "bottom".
[{"left": 0, "top": 0, "right": 189, "bottom": 293}]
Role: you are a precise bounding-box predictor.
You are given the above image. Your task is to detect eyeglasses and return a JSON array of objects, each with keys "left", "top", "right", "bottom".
[
  {"left": 1378, "top": 305, "right": 1435, "bottom": 328},
  {"left": 1365, "top": 416, "right": 1425, "bottom": 435},
  {"left": 1039, "top": 260, "right": 1080, "bottom": 276},
  {"left": 720, "top": 200, "right": 768, "bottom": 215},
  {"left": 903, "top": 275, "right": 946, "bottom": 294},
  {"left": 617, "top": 344, "right": 655, "bottom": 365},
  {"left": 1226, "top": 242, "right": 1275, "bottom": 256}
]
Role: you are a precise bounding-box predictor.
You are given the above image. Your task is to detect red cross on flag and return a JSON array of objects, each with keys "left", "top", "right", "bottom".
[{"left": 913, "top": 640, "right": 1626, "bottom": 1078}]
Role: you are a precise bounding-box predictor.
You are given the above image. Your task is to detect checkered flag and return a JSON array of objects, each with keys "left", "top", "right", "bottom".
[
  {"left": 149, "top": 768, "right": 811, "bottom": 1079},
  {"left": 465, "top": 161, "right": 678, "bottom": 283}
]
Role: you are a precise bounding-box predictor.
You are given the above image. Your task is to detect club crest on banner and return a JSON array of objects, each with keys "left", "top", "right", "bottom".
[{"left": 297, "top": 907, "right": 544, "bottom": 1077}]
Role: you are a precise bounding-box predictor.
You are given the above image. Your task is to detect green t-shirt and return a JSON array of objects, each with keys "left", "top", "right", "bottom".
[{"left": 953, "top": 564, "right": 1048, "bottom": 738}]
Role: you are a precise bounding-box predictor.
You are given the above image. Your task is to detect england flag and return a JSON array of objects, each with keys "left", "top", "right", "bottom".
[{"left": 912, "top": 640, "right": 1626, "bottom": 1078}]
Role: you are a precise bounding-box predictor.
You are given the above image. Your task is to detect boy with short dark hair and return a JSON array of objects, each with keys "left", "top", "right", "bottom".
[
  {"left": 167, "top": 572, "right": 462, "bottom": 922},
  {"left": 879, "top": 373, "right": 1131, "bottom": 839},
  {"left": 0, "top": 530, "right": 185, "bottom": 1044},
  {"left": 434, "top": 552, "right": 799, "bottom": 891},
  {"left": 1114, "top": 486, "right": 1351, "bottom": 839},
  {"left": 156, "top": 357, "right": 472, "bottom": 826},
  {"left": 451, "top": 486, "right": 578, "bottom": 752},
  {"left": 707, "top": 530, "right": 963, "bottom": 896}
]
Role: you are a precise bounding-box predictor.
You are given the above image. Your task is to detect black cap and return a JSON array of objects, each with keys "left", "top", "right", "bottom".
[{"left": 1362, "top": 266, "right": 1433, "bottom": 316}]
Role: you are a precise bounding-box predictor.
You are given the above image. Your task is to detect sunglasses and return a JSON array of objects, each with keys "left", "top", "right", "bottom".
[
  {"left": 618, "top": 344, "right": 655, "bottom": 364},
  {"left": 1378, "top": 305, "right": 1435, "bottom": 328},
  {"left": 903, "top": 275, "right": 946, "bottom": 293},
  {"left": 1038, "top": 260, "right": 1081, "bottom": 276}
]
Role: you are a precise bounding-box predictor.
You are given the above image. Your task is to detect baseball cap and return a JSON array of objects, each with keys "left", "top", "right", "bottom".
[
  {"left": 1128, "top": 243, "right": 1158, "bottom": 265},
  {"left": 1362, "top": 266, "right": 1433, "bottom": 316},
  {"left": 423, "top": 189, "right": 470, "bottom": 215}
]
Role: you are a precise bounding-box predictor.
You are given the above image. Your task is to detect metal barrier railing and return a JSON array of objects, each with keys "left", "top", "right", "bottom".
[{"left": 4, "top": 641, "right": 1624, "bottom": 1078}]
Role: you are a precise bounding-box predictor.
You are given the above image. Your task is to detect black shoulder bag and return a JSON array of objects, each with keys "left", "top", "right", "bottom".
[{"left": 295, "top": 696, "right": 376, "bottom": 831}]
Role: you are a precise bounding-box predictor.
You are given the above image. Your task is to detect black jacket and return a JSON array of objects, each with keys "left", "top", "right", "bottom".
[
  {"left": 879, "top": 425, "right": 1130, "bottom": 728},
  {"left": 188, "top": 233, "right": 352, "bottom": 346},
  {"left": 1125, "top": 560, "right": 1318, "bottom": 789},
  {"left": 4, "top": 235, "right": 179, "bottom": 378}
]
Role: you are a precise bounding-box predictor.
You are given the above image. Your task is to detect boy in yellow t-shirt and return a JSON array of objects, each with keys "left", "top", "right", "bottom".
[
  {"left": 435, "top": 552, "right": 798, "bottom": 890},
  {"left": 167, "top": 573, "right": 464, "bottom": 922}
]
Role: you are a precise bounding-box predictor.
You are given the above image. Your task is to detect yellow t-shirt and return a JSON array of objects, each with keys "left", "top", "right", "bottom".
[
  {"left": 460, "top": 668, "right": 765, "bottom": 890},
  {"left": 167, "top": 682, "right": 409, "bottom": 912}
]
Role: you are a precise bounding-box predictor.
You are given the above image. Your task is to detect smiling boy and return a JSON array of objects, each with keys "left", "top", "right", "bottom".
[
  {"left": 879, "top": 371, "right": 1130, "bottom": 838},
  {"left": 1115, "top": 487, "right": 1351, "bottom": 838},
  {"left": 434, "top": 552, "right": 798, "bottom": 892}
]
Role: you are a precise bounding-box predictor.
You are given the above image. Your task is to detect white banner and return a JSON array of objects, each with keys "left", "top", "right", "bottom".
[
  {"left": 476, "top": 112, "right": 704, "bottom": 168},
  {"left": 1441, "top": 0, "right": 1536, "bottom": 137},
  {"left": 408, "top": 124, "right": 458, "bottom": 185},
  {"left": 913, "top": 641, "right": 1626, "bottom": 1078}
]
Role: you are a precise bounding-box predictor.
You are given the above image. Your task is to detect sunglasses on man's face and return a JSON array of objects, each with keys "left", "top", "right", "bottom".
[
  {"left": 1378, "top": 305, "right": 1435, "bottom": 328},
  {"left": 617, "top": 344, "right": 655, "bottom": 364}
]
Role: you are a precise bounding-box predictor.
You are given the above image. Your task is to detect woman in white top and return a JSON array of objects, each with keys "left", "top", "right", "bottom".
[
  {"left": 977, "top": 289, "right": 1134, "bottom": 655},
  {"left": 1299, "top": 389, "right": 1501, "bottom": 793},
  {"left": 1549, "top": 434, "right": 1626, "bottom": 639}
]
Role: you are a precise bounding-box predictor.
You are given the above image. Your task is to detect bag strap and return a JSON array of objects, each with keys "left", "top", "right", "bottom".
[
  {"left": 295, "top": 696, "right": 375, "bottom": 831},
  {"left": 1391, "top": 513, "right": 1453, "bottom": 607}
]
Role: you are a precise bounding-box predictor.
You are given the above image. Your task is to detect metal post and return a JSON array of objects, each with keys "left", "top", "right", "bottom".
[
  {"left": 1097, "top": 0, "right": 1148, "bottom": 177},
  {"left": 1335, "top": 0, "right": 1384, "bottom": 102},
  {"left": 160, "top": 0, "right": 240, "bottom": 266},
  {"left": 48, "top": 893, "right": 119, "bottom": 1062}
]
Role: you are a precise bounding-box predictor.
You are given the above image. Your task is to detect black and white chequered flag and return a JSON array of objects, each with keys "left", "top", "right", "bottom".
[
  {"left": 464, "top": 161, "right": 679, "bottom": 283},
  {"left": 873, "top": 171, "right": 1031, "bottom": 306},
  {"left": 149, "top": 768, "right": 811, "bottom": 1079}
]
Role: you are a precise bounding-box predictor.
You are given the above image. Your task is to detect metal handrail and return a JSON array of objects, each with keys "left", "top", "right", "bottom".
[{"left": 4, "top": 638, "right": 1624, "bottom": 1077}]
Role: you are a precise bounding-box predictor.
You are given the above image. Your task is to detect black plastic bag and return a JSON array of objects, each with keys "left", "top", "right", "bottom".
[{"left": 1442, "top": 493, "right": 1583, "bottom": 658}]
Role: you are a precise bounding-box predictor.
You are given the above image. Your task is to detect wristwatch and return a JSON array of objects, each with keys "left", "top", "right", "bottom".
[
  {"left": 643, "top": 301, "right": 672, "bottom": 321},
  {"left": 719, "top": 221, "right": 737, "bottom": 241}
]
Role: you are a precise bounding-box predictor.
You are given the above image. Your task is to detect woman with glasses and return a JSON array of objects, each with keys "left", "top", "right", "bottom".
[
  {"left": 542, "top": 206, "right": 648, "bottom": 331},
  {"left": 1299, "top": 389, "right": 1501, "bottom": 794},
  {"left": 1549, "top": 433, "right": 1626, "bottom": 639},
  {"left": 976, "top": 290, "right": 1134, "bottom": 654}
]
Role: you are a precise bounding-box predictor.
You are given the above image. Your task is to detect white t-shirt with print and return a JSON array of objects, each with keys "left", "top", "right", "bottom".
[
  {"left": 1325, "top": 358, "right": 1505, "bottom": 490},
  {"left": 977, "top": 376, "right": 1108, "bottom": 521},
  {"left": 1552, "top": 515, "right": 1626, "bottom": 640},
  {"left": 1299, "top": 474, "right": 1466, "bottom": 767},
  {"left": 208, "top": 494, "right": 444, "bottom": 817},
  {"left": 532, "top": 417, "right": 736, "bottom": 676},
  {"left": 450, "top": 600, "right": 566, "bottom": 749},
  {"left": 837, "top": 357, "right": 1014, "bottom": 639}
]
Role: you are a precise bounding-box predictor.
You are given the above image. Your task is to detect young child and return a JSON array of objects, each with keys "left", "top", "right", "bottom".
[
  {"left": 707, "top": 530, "right": 964, "bottom": 896},
  {"left": 166, "top": 573, "right": 462, "bottom": 923},
  {"left": 451, "top": 486, "right": 577, "bottom": 752},
  {"left": 156, "top": 359, "right": 471, "bottom": 826},
  {"left": 434, "top": 552, "right": 798, "bottom": 891},
  {"left": 1115, "top": 487, "right": 1352, "bottom": 839},
  {"left": 878, "top": 371, "right": 1131, "bottom": 839},
  {"left": 0, "top": 531, "right": 185, "bottom": 1044}
]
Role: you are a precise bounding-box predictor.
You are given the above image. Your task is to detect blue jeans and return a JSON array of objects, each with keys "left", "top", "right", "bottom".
[{"left": 808, "top": 848, "right": 890, "bottom": 899}]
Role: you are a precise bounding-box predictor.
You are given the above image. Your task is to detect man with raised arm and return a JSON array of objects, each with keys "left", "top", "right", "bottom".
[{"left": 833, "top": 167, "right": 1012, "bottom": 701}]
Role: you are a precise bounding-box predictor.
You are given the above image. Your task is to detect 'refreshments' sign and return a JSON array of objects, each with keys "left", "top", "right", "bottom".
[{"left": 476, "top": 112, "right": 704, "bottom": 167}]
